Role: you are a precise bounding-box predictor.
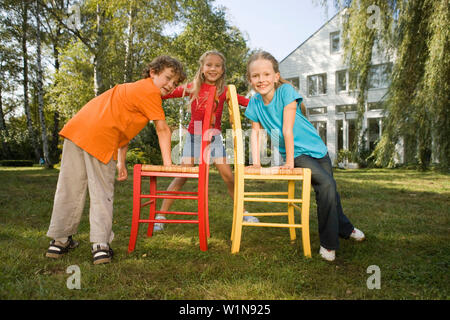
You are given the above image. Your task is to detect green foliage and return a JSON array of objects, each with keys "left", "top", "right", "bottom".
[
  {"left": 0, "top": 0, "right": 251, "bottom": 164},
  {"left": 128, "top": 124, "right": 163, "bottom": 165},
  {"left": 0, "top": 160, "right": 34, "bottom": 166},
  {"left": 334, "top": 0, "right": 449, "bottom": 172},
  {"left": 125, "top": 148, "right": 149, "bottom": 167}
]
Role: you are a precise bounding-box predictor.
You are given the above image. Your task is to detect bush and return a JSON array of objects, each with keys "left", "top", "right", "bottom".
[
  {"left": 0, "top": 160, "right": 34, "bottom": 167},
  {"left": 126, "top": 148, "right": 150, "bottom": 167}
]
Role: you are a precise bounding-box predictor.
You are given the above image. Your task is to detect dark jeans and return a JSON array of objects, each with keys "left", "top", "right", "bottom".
[{"left": 294, "top": 153, "right": 354, "bottom": 250}]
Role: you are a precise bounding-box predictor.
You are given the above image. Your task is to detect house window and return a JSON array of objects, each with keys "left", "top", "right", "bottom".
[
  {"left": 337, "top": 118, "right": 357, "bottom": 152},
  {"left": 336, "top": 69, "right": 358, "bottom": 92},
  {"left": 311, "top": 121, "right": 327, "bottom": 145},
  {"left": 330, "top": 31, "right": 340, "bottom": 53},
  {"left": 336, "top": 104, "right": 357, "bottom": 113},
  {"left": 286, "top": 77, "right": 299, "bottom": 90},
  {"left": 368, "top": 63, "right": 392, "bottom": 89},
  {"left": 308, "top": 107, "right": 327, "bottom": 115},
  {"left": 336, "top": 70, "right": 347, "bottom": 92},
  {"left": 348, "top": 119, "right": 356, "bottom": 150},
  {"left": 368, "top": 118, "right": 382, "bottom": 151},
  {"left": 368, "top": 101, "right": 385, "bottom": 110},
  {"left": 307, "top": 73, "right": 327, "bottom": 96},
  {"left": 337, "top": 120, "right": 343, "bottom": 151}
]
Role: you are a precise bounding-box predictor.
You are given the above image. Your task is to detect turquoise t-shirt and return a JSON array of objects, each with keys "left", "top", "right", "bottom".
[{"left": 244, "top": 84, "right": 328, "bottom": 159}]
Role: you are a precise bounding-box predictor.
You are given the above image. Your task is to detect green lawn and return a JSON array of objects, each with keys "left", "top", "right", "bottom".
[{"left": 0, "top": 166, "right": 448, "bottom": 300}]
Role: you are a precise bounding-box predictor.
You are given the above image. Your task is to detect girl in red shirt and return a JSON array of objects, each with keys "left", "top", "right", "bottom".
[{"left": 155, "top": 50, "right": 259, "bottom": 230}]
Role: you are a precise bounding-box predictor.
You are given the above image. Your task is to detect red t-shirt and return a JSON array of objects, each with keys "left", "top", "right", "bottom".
[{"left": 163, "top": 83, "right": 249, "bottom": 134}]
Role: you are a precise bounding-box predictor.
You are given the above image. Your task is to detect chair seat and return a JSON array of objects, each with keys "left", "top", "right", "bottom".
[
  {"left": 244, "top": 166, "right": 305, "bottom": 175},
  {"left": 141, "top": 165, "right": 199, "bottom": 174}
]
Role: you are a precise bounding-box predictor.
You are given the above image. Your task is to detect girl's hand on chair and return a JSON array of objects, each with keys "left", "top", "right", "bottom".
[
  {"left": 245, "top": 164, "right": 261, "bottom": 169},
  {"left": 270, "top": 163, "right": 294, "bottom": 171},
  {"left": 280, "top": 163, "right": 294, "bottom": 169}
]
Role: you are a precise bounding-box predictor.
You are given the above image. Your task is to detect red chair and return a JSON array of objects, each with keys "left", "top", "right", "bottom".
[{"left": 128, "top": 86, "right": 217, "bottom": 253}]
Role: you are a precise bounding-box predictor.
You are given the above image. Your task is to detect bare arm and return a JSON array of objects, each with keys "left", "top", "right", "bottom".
[
  {"left": 250, "top": 121, "right": 262, "bottom": 167},
  {"left": 282, "top": 101, "right": 297, "bottom": 169},
  {"left": 117, "top": 143, "right": 128, "bottom": 181},
  {"left": 154, "top": 119, "right": 172, "bottom": 166}
]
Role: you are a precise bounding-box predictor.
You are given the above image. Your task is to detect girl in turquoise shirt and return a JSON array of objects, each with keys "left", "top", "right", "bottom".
[{"left": 245, "top": 51, "right": 365, "bottom": 262}]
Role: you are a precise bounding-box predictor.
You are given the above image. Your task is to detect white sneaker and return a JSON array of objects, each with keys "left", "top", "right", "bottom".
[
  {"left": 319, "top": 246, "right": 336, "bottom": 261},
  {"left": 350, "top": 227, "right": 365, "bottom": 241},
  {"left": 243, "top": 211, "right": 259, "bottom": 223},
  {"left": 153, "top": 215, "right": 166, "bottom": 232}
]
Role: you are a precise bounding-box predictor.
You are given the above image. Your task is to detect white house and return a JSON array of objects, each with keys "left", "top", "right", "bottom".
[{"left": 279, "top": 10, "right": 394, "bottom": 165}]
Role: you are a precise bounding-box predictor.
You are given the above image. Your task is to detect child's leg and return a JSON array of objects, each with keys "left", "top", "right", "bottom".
[
  {"left": 213, "top": 160, "right": 234, "bottom": 199},
  {"left": 294, "top": 154, "right": 353, "bottom": 250},
  {"left": 315, "top": 155, "right": 354, "bottom": 239},
  {"left": 214, "top": 160, "right": 256, "bottom": 221},
  {"left": 47, "top": 139, "right": 88, "bottom": 240},
  {"left": 83, "top": 151, "right": 116, "bottom": 244}
]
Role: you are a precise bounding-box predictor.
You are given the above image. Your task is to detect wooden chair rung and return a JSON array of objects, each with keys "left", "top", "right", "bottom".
[
  {"left": 243, "top": 197, "right": 303, "bottom": 203},
  {"left": 242, "top": 222, "right": 303, "bottom": 228},
  {"left": 244, "top": 212, "right": 289, "bottom": 217},
  {"left": 244, "top": 192, "right": 288, "bottom": 196}
]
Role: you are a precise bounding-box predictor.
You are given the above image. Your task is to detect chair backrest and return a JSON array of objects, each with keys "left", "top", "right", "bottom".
[
  {"left": 225, "top": 85, "right": 245, "bottom": 174},
  {"left": 198, "top": 85, "right": 217, "bottom": 178}
]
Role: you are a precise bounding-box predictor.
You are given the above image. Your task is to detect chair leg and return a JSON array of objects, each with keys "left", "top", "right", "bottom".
[
  {"left": 231, "top": 179, "right": 244, "bottom": 254},
  {"left": 301, "top": 169, "right": 312, "bottom": 258},
  {"left": 230, "top": 182, "right": 238, "bottom": 241},
  {"left": 128, "top": 164, "right": 142, "bottom": 253},
  {"left": 198, "top": 187, "right": 208, "bottom": 251},
  {"left": 205, "top": 168, "right": 210, "bottom": 238},
  {"left": 147, "top": 176, "right": 157, "bottom": 237},
  {"left": 288, "top": 180, "right": 296, "bottom": 241}
]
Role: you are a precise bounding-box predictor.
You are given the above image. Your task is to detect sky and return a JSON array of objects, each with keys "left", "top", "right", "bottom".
[{"left": 214, "top": 0, "right": 339, "bottom": 61}]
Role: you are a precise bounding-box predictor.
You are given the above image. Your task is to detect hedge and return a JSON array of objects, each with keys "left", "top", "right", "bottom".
[{"left": 0, "top": 160, "right": 34, "bottom": 167}]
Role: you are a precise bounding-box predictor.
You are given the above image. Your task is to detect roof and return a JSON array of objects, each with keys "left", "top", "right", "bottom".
[{"left": 279, "top": 9, "right": 344, "bottom": 64}]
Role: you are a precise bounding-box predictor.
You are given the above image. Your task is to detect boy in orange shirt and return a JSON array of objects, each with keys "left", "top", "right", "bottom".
[{"left": 45, "top": 55, "right": 186, "bottom": 265}]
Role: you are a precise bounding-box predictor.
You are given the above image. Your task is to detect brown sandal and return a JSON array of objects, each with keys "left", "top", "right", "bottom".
[{"left": 46, "top": 236, "right": 79, "bottom": 258}]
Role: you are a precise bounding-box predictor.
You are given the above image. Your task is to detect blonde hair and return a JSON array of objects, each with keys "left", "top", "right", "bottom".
[
  {"left": 188, "top": 50, "right": 226, "bottom": 105},
  {"left": 246, "top": 50, "right": 291, "bottom": 89},
  {"left": 246, "top": 51, "right": 306, "bottom": 115}
]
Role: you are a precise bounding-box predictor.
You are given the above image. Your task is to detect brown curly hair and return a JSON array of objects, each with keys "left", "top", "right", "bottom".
[{"left": 142, "top": 55, "right": 187, "bottom": 84}]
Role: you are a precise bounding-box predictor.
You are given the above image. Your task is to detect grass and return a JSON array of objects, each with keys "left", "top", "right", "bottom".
[{"left": 0, "top": 166, "right": 449, "bottom": 300}]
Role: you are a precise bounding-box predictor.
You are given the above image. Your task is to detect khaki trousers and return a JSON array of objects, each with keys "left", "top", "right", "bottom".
[{"left": 47, "top": 139, "right": 116, "bottom": 244}]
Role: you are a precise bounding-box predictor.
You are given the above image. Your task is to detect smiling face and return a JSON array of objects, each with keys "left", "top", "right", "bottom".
[
  {"left": 248, "top": 58, "right": 280, "bottom": 104},
  {"left": 201, "top": 54, "right": 225, "bottom": 85},
  {"left": 150, "top": 67, "right": 180, "bottom": 96}
]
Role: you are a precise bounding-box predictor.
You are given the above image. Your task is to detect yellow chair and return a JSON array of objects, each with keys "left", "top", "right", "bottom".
[{"left": 226, "top": 85, "right": 312, "bottom": 258}]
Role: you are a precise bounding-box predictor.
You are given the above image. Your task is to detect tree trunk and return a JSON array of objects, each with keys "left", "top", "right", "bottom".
[
  {"left": 49, "top": 0, "right": 66, "bottom": 164},
  {"left": 0, "top": 86, "right": 12, "bottom": 159},
  {"left": 124, "top": 1, "right": 136, "bottom": 83},
  {"left": 50, "top": 40, "right": 61, "bottom": 164},
  {"left": 21, "top": 1, "right": 41, "bottom": 162},
  {"left": 35, "top": 0, "right": 52, "bottom": 168},
  {"left": 93, "top": 4, "right": 104, "bottom": 96}
]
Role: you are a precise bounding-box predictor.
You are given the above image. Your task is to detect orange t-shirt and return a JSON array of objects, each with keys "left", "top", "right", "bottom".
[{"left": 60, "top": 78, "right": 165, "bottom": 164}]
